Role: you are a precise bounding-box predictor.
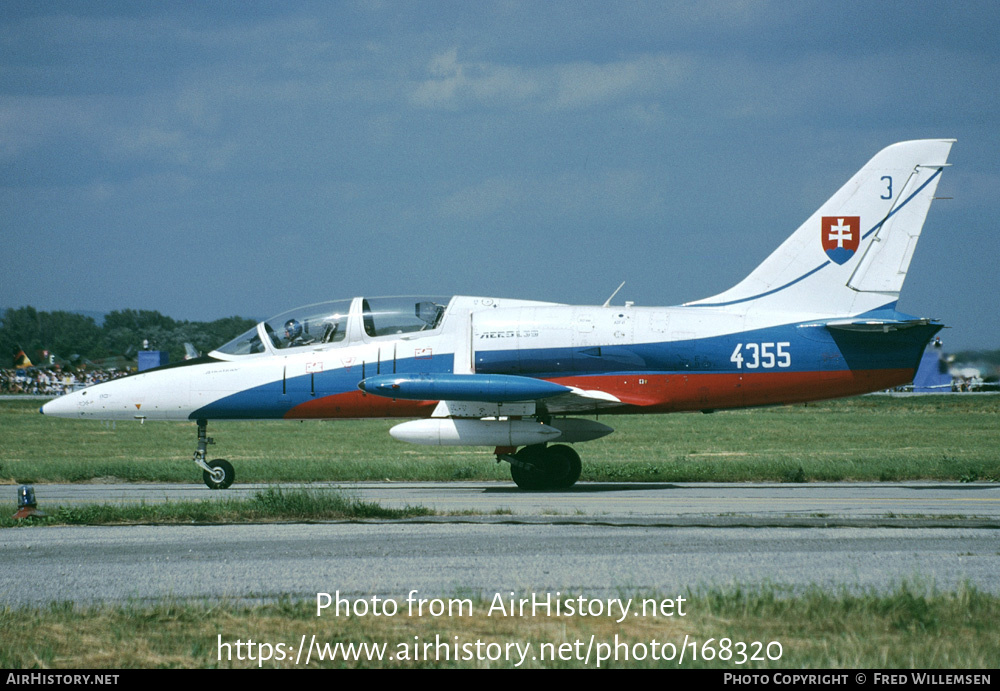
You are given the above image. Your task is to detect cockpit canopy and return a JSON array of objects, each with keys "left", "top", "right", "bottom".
[{"left": 212, "top": 296, "right": 450, "bottom": 357}]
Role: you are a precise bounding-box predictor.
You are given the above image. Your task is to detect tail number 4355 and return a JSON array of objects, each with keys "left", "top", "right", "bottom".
[{"left": 730, "top": 342, "right": 791, "bottom": 369}]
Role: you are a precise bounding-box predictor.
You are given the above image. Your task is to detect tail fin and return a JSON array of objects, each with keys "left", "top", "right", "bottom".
[
  {"left": 687, "top": 139, "right": 954, "bottom": 316},
  {"left": 13, "top": 347, "right": 32, "bottom": 368}
]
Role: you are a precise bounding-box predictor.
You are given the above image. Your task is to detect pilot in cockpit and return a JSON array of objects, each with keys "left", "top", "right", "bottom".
[
  {"left": 320, "top": 315, "right": 344, "bottom": 343},
  {"left": 283, "top": 319, "right": 308, "bottom": 347}
]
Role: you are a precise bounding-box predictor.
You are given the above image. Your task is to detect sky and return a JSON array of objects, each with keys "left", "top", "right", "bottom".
[{"left": 2, "top": 1, "right": 998, "bottom": 350}]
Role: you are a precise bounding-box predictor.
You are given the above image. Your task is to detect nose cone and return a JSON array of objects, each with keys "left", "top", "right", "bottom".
[
  {"left": 40, "top": 390, "right": 86, "bottom": 418},
  {"left": 39, "top": 366, "right": 197, "bottom": 421}
]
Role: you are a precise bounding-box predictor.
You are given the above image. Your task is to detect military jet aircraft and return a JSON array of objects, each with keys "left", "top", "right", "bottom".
[{"left": 41, "top": 140, "right": 955, "bottom": 490}]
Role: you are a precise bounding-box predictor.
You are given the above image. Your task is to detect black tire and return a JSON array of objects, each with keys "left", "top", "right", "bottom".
[
  {"left": 546, "top": 444, "right": 582, "bottom": 489},
  {"left": 509, "top": 445, "right": 582, "bottom": 490},
  {"left": 509, "top": 446, "right": 548, "bottom": 490},
  {"left": 203, "top": 458, "right": 235, "bottom": 490}
]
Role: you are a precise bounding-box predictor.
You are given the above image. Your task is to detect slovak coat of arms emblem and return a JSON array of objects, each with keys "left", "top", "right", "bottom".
[{"left": 821, "top": 216, "right": 860, "bottom": 265}]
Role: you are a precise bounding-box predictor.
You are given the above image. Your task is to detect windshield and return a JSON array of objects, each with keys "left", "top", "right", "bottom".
[{"left": 214, "top": 324, "right": 266, "bottom": 355}]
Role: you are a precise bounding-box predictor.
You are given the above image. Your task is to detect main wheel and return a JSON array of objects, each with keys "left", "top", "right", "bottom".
[
  {"left": 509, "top": 446, "right": 548, "bottom": 490},
  {"left": 546, "top": 444, "right": 582, "bottom": 489},
  {"left": 509, "top": 445, "right": 582, "bottom": 490},
  {"left": 203, "top": 458, "right": 235, "bottom": 490}
]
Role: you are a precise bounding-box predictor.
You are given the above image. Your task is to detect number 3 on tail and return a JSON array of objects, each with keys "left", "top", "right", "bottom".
[{"left": 881, "top": 176, "right": 893, "bottom": 200}]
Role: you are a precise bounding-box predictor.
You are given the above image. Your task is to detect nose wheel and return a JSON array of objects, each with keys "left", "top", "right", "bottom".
[
  {"left": 202, "top": 458, "right": 235, "bottom": 490},
  {"left": 192, "top": 419, "right": 236, "bottom": 489}
]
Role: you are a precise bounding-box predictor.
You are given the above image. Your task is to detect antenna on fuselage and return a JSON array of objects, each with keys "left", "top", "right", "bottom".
[{"left": 602, "top": 281, "right": 626, "bottom": 307}]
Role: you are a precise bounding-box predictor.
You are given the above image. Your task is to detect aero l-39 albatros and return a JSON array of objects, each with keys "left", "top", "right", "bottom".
[{"left": 42, "top": 140, "right": 955, "bottom": 490}]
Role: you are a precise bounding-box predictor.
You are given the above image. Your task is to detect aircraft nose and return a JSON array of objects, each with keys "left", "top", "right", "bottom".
[
  {"left": 40, "top": 393, "right": 78, "bottom": 418},
  {"left": 41, "top": 397, "right": 60, "bottom": 416}
]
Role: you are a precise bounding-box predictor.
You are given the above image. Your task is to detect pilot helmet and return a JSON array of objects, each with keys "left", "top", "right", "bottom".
[{"left": 284, "top": 319, "right": 303, "bottom": 341}]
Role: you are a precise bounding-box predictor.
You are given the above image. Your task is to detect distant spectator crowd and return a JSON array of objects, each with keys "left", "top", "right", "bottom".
[{"left": 1, "top": 368, "right": 131, "bottom": 396}]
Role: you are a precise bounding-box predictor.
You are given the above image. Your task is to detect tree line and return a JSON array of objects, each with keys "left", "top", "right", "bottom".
[{"left": 2, "top": 306, "right": 257, "bottom": 368}]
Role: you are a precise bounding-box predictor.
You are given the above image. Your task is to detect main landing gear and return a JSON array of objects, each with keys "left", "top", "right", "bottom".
[
  {"left": 192, "top": 419, "right": 235, "bottom": 490},
  {"left": 497, "top": 444, "right": 582, "bottom": 490}
]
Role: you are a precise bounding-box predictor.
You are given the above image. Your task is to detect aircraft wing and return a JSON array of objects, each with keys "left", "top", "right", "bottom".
[
  {"left": 357, "top": 373, "right": 623, "bottom": 415},
  {"left": 535, "top": 386, "right": 623, "bottom": 415}
]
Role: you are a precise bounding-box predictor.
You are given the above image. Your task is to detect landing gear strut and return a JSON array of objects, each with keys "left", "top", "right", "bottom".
[
  {"left": 192, "top": 419, "right": 235, "bottom": 490},
  {"left": 500, "top": 444, "right": 582, "bottom": 490}
]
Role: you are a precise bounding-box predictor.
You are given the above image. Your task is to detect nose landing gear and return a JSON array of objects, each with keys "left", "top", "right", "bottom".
[{"left": 192, "top": 419, "right": 235, "bottom": 489}]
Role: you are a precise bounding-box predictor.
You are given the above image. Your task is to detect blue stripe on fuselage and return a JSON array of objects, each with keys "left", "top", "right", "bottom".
[
  {"left": 475, "top": 320, "right": 940, "bottom": 379},
  {"left": 190, "top": 354, "right": 453, "bottom": 419},
  {"left": 191, "top": 318, "right": 940, "bottom": 419}
]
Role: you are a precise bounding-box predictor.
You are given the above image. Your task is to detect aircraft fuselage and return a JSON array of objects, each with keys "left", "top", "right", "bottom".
[{"left": 42, "top": 296, "right": 938, "bottom": 423}]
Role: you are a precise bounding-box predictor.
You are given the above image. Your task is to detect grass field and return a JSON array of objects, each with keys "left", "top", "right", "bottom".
[
  {"left": 3, "top": 396, "right": 998, "bottom": 485},
  {"left": 2, "top": 584, "right": 997, "bottom": 668}
]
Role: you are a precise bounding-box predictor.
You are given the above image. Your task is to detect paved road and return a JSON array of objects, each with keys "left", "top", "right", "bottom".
[
  {"left": 17, "top": 480, "right": 1000, "bottom": 522},
  {"left": 2, "top": 523, "right": 998, "bottom": 605},
  {"left": 2, "top": 482, "right": 997, "bottom": 605}
]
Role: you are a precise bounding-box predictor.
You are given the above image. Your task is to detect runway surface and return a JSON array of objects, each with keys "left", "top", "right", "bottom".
[
  {"left": 2, "top": 482, "right": 998, "bottom": 605},
  {"left": 18, "top": 480, "right": 1000, "bottom": 520}
]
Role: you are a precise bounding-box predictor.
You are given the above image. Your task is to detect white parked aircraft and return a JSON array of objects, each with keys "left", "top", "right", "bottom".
[{"left": 42, "top": 140, "right": 955, "bottom": 490}]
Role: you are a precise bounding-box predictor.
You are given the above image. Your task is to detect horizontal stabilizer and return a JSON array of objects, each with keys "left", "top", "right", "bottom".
[{"left": 824, "top": 318, "right": 936, "bottom": 333}]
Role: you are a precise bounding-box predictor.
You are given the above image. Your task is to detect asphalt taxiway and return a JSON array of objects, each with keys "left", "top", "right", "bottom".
[
  {"left": 2, "top": 482, "right": 997, "bottom": 605},
  {"left": 18, "top": 480, "right": 1000, "bottom": 522}
]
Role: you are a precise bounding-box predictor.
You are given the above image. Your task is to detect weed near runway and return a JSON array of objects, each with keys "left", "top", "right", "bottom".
[
  {"left": 3, "top": 396, "right": 998, "bottom": 485},
  {"left": 0, "top": 486, "right": 432, "bottom": 528}
]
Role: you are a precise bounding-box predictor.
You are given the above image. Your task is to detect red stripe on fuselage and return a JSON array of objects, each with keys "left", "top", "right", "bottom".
[
  {"left": 547, "top": 369, "right": 915, "bottom": 413},
  {"left": 282, "top": 369, "right": 914, "bottom": 419},
  {"left": 284, "top": 390, "right": 436, "bottom": 419}
]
